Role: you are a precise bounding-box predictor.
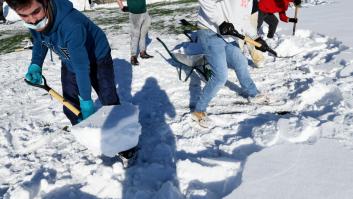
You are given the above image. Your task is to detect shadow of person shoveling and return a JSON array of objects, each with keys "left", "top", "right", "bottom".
[{"left": 120, "top": 77, "right": 182, "bottom": 198}]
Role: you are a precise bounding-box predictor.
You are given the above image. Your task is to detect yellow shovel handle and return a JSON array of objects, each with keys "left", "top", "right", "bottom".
[
  {"left": 48, "top": 89, "right": 81, "bottom": 116},
  {"left": 244, "top": 36, "right": 262, "bottom": 48}
]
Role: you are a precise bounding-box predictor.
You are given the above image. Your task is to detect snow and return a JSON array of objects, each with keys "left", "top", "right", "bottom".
[
  {"left": 224, "top": 139, "right": 353, "bottom": 199},
  {"left": 71, "top": 103, "right": 141, "bottom": 157},
  {"left": 68, "top": 0, "right": 91, "bottom": 11},
  {"left": 1, "top": 0, "right": 353, "bottom": 198},
  {"left": 285, "top": 0, "right": 353, "bottom": 48}
]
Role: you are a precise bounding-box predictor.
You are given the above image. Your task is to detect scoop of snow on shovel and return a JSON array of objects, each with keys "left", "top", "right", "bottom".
[{"left": 71, "top": 103, "right": 141, "bottom": 157}]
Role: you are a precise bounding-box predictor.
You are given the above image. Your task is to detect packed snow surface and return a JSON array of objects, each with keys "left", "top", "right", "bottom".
[{"left": 1, "top": 0, "right": 353, "bottom": 198}]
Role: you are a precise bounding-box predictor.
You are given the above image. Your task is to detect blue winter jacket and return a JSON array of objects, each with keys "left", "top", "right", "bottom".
[{"left": 30, "top": 0, "right": 111, "bottom": 100}]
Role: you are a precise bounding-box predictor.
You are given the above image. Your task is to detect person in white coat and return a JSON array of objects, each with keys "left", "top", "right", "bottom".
[{"left": 191, "top": 0, "right": 270, "bottom": 127}]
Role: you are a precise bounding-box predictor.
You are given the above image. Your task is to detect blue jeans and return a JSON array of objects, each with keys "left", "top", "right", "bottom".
[{"left": 195, "top": 29, "right": 258, "bottom": 112}]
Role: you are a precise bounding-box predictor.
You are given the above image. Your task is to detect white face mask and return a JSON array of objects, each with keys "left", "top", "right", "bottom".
[{"left": 22, "top": 17, "right": 48, "bottom": 30}]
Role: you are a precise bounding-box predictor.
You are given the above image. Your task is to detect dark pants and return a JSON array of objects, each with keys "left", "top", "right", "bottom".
[
  {"left": 61, "top": 53, "right": 120, "bottom": 125},
  {"left": 0, "top": 0, "right": 6, "bottom": 22},
  {"left": 252, "top": 0, "right": 258, "bottom": 14},
  {"left": 257, "top": 10, "right": 279, "bottom": 38}
]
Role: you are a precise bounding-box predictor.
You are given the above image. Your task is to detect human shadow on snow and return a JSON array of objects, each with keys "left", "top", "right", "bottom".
[
  {"left": 43, "top": 184, "right": 98, "bottom": 199},
  {"left": 113, "top": 58, "right": 133, "bottom": 103},
  {"left": 121, "top": 77, "right": 181, "bottom": 198}
]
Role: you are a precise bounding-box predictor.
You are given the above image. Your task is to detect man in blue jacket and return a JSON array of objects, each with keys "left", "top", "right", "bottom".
[{"left": 5, "top": 0, "right": 120, "bottom": 125}]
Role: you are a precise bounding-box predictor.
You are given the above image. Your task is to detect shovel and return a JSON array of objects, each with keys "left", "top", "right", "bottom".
[
  {"left": 293, "top": 6, "right": 300, "bottom": 36},
  {"left": 230, "top": 31, "right": 278, "bottom": 57},
  {"left": 25, "top": 75, "right": 81, "bottom": 116},
  {"left": 25, "top": 75, "right": 141, "bottom": 157}
]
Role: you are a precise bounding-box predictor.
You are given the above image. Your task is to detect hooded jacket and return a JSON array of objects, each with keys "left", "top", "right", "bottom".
[
  {"left": 258, "top": 0, "right": 293, "bottom": 22},
  {"left": 198, "top": 0, "right": 258, "bottom": 42},
  {"left": 30, "top": 0, "right": 111, "bottom": 100}
]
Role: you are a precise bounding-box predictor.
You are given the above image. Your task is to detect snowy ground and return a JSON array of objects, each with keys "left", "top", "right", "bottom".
[{"left": 1, "top": 0, "right": 353, "bottom": 198}]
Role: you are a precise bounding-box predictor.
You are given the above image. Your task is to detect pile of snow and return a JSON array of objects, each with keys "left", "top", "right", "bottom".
[
  {"left": 225, "top": 139, "right": 353, "bottom": 199},
  {"left": 71, "top": 103, "right": 141, "bottom": 157}
]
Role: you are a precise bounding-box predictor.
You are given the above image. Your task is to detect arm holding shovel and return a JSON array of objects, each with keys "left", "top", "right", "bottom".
[{"left": 218, "top": 21, "right": 278, "bottom": 57}]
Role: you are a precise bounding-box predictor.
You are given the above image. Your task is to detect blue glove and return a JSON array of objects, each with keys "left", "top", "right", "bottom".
[
  {"left": 79, "top": 97, "right": 95, "bottom": 120},
  {"left": 25, "top": 64, "right": 42, "bottom": 84}
]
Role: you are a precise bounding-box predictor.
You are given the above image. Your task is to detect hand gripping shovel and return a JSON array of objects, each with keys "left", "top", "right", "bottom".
[
  {"left": 230, "top": 31, "right": 278, "bottom": 57},
  {"left": 25, "top": 75, "right": 141, "bottom": 158},
  {"left": 24, "top": 75, "right": 81, "bottom": 117}
]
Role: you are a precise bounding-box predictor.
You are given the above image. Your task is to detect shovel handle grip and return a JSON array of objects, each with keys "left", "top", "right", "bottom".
[
  {"left": 48, "top": 89, "right": 81, "bottom": 116},
  {"left": 293, "top": 6, "right": 299, "bottom": 35},
  {"left": 244, "top": 37, "right": 262, "bottom": 48}
]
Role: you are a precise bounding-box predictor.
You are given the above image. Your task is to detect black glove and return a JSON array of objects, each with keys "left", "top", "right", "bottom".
[
  {"left": 294, "top": 0, "right": 302, "bottom": 6},
  {"left": 219, "top": 21, "right": 244, "bottom": 39},
  {"left": 122, "top": 6, "right": 129, "bottom": 12},
  {"left": 219, "top": 21, "right": 236, "bottom": 36},
  {"left": 288, "top": 18, "right": 298, "bottom": 23},
  {"left": 254, "top": 37, "right": 269, "bottom": 52}
]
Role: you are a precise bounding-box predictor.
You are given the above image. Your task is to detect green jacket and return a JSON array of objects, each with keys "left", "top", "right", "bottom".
[{"left": 127, "top": 0, "right": 147, "bottom": 14}]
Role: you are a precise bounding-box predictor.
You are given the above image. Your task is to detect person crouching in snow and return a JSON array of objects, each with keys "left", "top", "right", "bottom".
[
  {"left": 5, "top": 0, "right": 120, "bottom": 125},
  {"left": 257, "top": 0, "right": 301, "bottom": 38},
  {"left": 192, "top": 0, "right": 271, "bottom": 128}
]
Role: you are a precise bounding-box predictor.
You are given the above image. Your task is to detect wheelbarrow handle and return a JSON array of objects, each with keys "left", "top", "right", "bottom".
[{"left": 25, "top": 75, "right": 81, "bottom": 116}]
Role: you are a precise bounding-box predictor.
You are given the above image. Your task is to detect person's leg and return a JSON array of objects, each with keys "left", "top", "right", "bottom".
[
  {"left": 257, "top": 10, "right": 266, "bottom": 33},
  {"left": 130, "top": 13, "right": 144, "bottom": 56},
  {"left": 129, "top": 13, "right": 144, "bottom": 65},
  {"left": 252, "top": 0, "right": 258, "bottom": 14},
  {"left": 61, "top": 63, "right": 81, "bottom": 125},
  {"left": 195, "top": 30, "right": 228, "bottom": 112},
  {"left": 139, "top": 12, "right": 152, "bottom": 56},
  {"left": 90, "top": 52, "right": 120, "bottom": 106},
  {"left": 0, "top": 1, "right": 6, "bottom": 23},
  {"left": 226, "top": 42, "right": 258, "bottom": 97},
  {"left": 264, "top": 14, "right": 278, "bottom": 38}
]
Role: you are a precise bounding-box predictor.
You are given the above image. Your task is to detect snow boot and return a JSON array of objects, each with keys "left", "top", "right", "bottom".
[
  {"left": 130, "top": 56, "right": 139, "bottom": 65},
  {"left": 247, "top": 93, "right": 270, "bottom": 105},
  {"left": 191, "top": 112, "right": 214, "bottom": 128},
  {"left": 117, "top": 146, "right": 138, "bottom": 168},
  {"left": 140, "top": 51, "right": 154, "bottom": 59}
]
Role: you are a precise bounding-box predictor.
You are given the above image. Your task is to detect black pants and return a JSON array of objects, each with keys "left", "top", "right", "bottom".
[
  {"left": 0, "top": 1, "right": 6, "bottom": 22},
  {"left": 61, "top": 53, "right": 120, "bottom": 125},
  {"left": 257, "top": 10, "right": 279, "bottom": 38}
]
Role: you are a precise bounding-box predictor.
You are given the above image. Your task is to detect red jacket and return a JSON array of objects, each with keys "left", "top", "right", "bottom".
[{"left": 258, "top": 0, "right": 293, "bottom": 22}]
